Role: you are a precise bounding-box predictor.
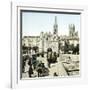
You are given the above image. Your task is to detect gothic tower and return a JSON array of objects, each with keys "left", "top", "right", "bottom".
[
  {"left": 53, "top": 16, "right": 58, "bottom": 35},
  {"left": 69, "top": 24, "right": 75, "bottom": 37}
]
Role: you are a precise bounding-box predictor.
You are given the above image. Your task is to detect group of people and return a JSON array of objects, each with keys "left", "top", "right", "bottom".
[
  {"left": 22, "top": 52, "right": 48, "bottom": 77},
  {"left": 22, "top": 48, "right": 58, "bottom": 78},
  {"left": 47, "top": 50, "right": 58, "bottom": 68}
]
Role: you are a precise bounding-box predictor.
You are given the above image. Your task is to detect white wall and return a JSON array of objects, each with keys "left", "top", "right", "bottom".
[{"left": 0, "top": 0, "right": 89, "bottom": 90}]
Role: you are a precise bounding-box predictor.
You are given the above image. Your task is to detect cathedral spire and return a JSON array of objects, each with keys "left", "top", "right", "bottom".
[
  {"left": 53, "top": 16, "right": 58, "bottom": 35},
  {"left": 55, "top": 16, "right": 57, "bottom": 25}
]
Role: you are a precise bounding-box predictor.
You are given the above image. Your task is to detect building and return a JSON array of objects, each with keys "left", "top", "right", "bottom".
[
  {"left": 22, "top": 16, "right": 79, "bottom": 54},
  {"left": 69, "top": 24, "right": 78, "bottom": 38}
]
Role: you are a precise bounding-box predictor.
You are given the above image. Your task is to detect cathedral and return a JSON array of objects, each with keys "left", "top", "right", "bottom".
[
  {"left": 39, "top": 16, "right": 59, "bottom": 53},
  {"left": 22, "top": 16, "right": 79, "bottom": 54}
]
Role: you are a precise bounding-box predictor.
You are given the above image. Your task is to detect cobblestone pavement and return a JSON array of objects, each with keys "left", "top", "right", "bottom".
[{"left": 22, "top": 54, "right": 79, "bottom": 78}]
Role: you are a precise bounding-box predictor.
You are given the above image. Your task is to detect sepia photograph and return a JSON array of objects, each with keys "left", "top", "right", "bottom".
[{"left": 20, "top": 10, "right": 80, "bottom": 79}]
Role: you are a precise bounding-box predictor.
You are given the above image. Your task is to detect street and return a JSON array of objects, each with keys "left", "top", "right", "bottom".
[{"left": 22, "top": 54, "right": 79, "bottom": 78}]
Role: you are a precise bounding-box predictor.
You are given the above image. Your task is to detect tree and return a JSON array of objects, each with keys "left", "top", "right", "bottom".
[
  {"left": 75, "top": 44, "right": 79, "bottom": 54},
  {"left": 70, "top": 44, "right": 74, "bottom": 51},
  {"left": 64, "top": 40, "right": 70, "bottom": 54},
  {"left": 32, "top": 46, "right": 39, "bottom": 53}
]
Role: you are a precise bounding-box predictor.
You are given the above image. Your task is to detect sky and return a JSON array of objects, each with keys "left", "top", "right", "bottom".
[{"left": 22, "top": 11, "right": 80, "bottom": 37}]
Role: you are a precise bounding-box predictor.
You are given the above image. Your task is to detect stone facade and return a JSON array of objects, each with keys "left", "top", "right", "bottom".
[
  {"left": 69, "top": 24, "right": 78, "bottom": 38},
  {"left": 22, "top": 16, "right": 79, "bottom": 54}
]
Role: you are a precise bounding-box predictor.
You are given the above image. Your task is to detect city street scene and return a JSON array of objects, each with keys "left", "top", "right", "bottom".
[{"left": 21, "top": 11, "right": 80, "bottom": 79}]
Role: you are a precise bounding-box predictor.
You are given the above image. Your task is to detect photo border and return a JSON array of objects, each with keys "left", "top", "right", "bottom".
[{"left": 11, "top": 1, "right": 88, "bottom": 88}]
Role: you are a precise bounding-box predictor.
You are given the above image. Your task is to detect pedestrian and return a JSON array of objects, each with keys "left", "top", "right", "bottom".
[
  {"left": 47, "top": 52, "right": 52, "bottom": 68},
  {"left": 29, "top": 65, "right": 33, "bottom": 77},
  {"left": 53, "top": 72, "right": 58, "bottom": 76}
]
